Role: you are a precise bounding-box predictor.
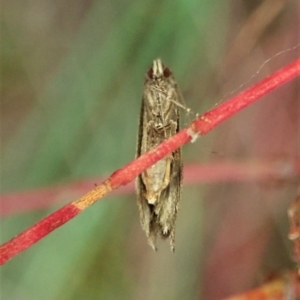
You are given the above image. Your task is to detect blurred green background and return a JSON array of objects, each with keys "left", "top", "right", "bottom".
[{"left": 1, "top": 0, "right": 299, "bottom": 299}]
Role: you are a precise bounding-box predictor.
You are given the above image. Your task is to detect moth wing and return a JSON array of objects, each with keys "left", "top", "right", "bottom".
[
  {"left": 157, "top": 109, "right": 182, "bottom": 251},
  {"left": 135, "top": 98, "right": 157, "bottom": 250}
]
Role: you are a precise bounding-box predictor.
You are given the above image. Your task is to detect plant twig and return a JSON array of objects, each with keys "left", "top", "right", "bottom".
[
  {"left": 221, "top": 271, "right": 300, "bottom": 300},
  {"left": 288, "top": 194, "right": 300, "bottom": 273},
  {"left": 2, "top": 158, "right": 299, "bottom": 216},
  {"left": 0, "top": 58, "right": 299, "bottom": 266}
]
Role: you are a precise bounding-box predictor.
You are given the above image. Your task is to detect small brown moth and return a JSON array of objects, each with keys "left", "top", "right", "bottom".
[{"left": 136, "top": 59, "right": 183, "bottom": 251}]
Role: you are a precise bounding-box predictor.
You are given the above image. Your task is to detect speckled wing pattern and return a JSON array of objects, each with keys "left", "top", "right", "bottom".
[{"left": 135, "top": 59, "right": 182, "bottom": 251}]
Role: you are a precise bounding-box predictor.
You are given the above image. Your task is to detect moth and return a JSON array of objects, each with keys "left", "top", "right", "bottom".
[{"left": 136, "top": 59, "right": 183, "bottom": 251}]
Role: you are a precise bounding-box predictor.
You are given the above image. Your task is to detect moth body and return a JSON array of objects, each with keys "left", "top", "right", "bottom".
[{"left": 136, "top": 59, "right": 183, "bottom": 251}]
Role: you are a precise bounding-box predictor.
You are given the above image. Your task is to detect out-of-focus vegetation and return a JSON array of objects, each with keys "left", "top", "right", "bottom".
[{"left": 1, "top": 0, "right": 299, "bottom": 299}]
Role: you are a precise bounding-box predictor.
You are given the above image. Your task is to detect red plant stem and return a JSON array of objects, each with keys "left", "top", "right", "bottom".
[
  {"left": 0, "top": 58, "right": 299, "bottom": 265},
  {"left": 193, "top": 58, "right": 300, "bottom": 134},
  {"left": 2, "top": 158, "right": 300, "bottom": 216},
  {"left": 288, "top": 195, "right": 300, "bottom": 272},
  {"left": 222, "top": 272, "right": 300, "bottom": 300}
]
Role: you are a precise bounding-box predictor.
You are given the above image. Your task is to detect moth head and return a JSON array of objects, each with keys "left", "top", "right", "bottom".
[
  {"left": 144, "top": 59, "right": 177, "bottom": 126},
  {"left": 147, "top": 59, "right": 172, "bottom": 80}
]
